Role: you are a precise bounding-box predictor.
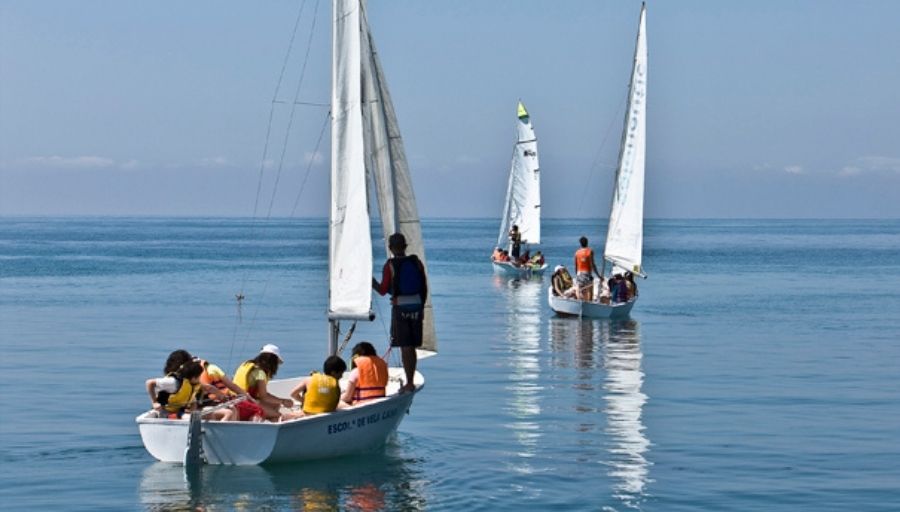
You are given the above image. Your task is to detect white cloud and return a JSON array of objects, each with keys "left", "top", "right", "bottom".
[
  {"left": 303, "top": 151, "right": 324, "bottom": 165},
  {"left": 838, "top": 156, "right": 900, "bottom": 177},
  {"left": 18, "top": 155, "right": 116, "bottom": 169},
  {"left": 198, "top": 156, "right": 231, "bottom": 168},
  {"left": 784, "top": 165, "right": 804, "bottom": 175}
]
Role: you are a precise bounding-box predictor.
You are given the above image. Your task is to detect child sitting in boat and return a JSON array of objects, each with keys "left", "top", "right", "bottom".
[
  {"left": 342, "top": 341, "right": 389, "bottom": 405},
  {"left": 146, "top": 358, "right": 234, "bottom": 421},
  {"left": 283, "top": 355, "right": 349, "bottom": 419},
  {"left": 491, "top": 247, "right": 503, "bottom": 261},
  {"left": 233, "top": 344, "right": 295, "bottom": 422},
  {"left": 552, "top": 265, "right": 577, "bottom": 298},
  {"left": 529, "top": 251, "right": 545, "bottom": 268}
]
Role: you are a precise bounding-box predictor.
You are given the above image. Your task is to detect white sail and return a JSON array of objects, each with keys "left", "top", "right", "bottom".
[
  {"left": 329, "top": 0, "right": 373, "bottom": 319},
  {"left": 498, "top": 101, "right": 541, "bottom": 248},
  {"left": 359, "top": 1, "right": 436, "bottom": 354},
  {"left": 604, "top": 5, "right": 647, "bottom": 276}
]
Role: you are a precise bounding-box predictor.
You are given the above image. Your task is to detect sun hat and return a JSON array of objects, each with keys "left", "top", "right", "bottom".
[
  {"left": 260, "top": 343, "right": 283, "bottom": 363},
  {"left": 554, "top": 265, "right": 564, "bottom": 273}
]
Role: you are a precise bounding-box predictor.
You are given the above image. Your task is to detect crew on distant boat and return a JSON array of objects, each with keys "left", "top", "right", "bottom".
[
  {"left": 373, "top": 233, "right": 428, "bottom": 394},
  {"left": 342, "top": 341, "right": 389, "bottom": 405},
  {"left": 551, "top": 265, "right": 577, "bottom": 298},
  {"left": 529, "top": 251, "right": 545, "bottom": 267},
  {"left": 233, "top": 344, "right": 295, "bottom": 421},
  {"left": 509, "top": 225, "right": 522, "bottom": 259},
  {"left": 574, "top": 236, "right": 601, "bottom": 301},
  {"left": 491, "top": 246, "right": 503, "bottom": 261},
  {"left": 146, "top": 358, "right": 234, "bottom": 421},
  {"left": 282, "top": 355, "right": 349, "bottom": 419}
]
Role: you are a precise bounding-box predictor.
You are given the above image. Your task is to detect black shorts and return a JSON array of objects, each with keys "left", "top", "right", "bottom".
[{"left": 391, "top": 306, "right": 423, "bottom": 348}]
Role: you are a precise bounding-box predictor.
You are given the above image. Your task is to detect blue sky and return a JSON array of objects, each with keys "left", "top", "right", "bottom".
[{"left": 1, "top": 0, "right": 898, "bottom": 218}]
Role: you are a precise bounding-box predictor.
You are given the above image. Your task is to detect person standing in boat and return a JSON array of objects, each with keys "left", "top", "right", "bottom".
[
  {"left": 574, "top": 236, "right": 601, "bottom": 301},
  {"left": 372, "top": 233, "right": 428, "bottom": 394},
  {"left": 508, "top": 225, "right": 522, "bottom": 260},
  {"left": 233, "top": 344, "right": 294, "bottom": 421}
]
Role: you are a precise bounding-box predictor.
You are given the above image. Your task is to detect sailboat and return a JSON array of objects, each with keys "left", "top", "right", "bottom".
[
  {"left": 492, "top": 101, "right": 547, "bottom": 278},
  {"left": 548, "top": 4, "right": 647, "bottom": 319},
  {"left": 136, "top": 0, "right": 436, "bottom": 465}
]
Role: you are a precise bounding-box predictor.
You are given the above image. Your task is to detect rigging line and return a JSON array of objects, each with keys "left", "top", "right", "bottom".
[
  {"left": 290, "top": 111, "right": 331, "bottom": 217},
  {"left": 236, "top": 280, "right": 270, "bottom": 365},
  {"left": 577, "top": 93, "right": 629, "bottom": 217},
  {"left": 272, "top": 100, "right": 329, "bottom": 107},
  {"left": 251, "top": 0, "right": 310, "bottom": 223},
  {"left": 265, "top": 0, "right": 322, "bottom": 220}
]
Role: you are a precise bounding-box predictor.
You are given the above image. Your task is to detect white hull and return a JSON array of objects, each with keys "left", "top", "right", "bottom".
[
  {"left": 137, "top": 368, "right": 422, "bottom": 465},
  {"left": 492, "top": 261, "right": 547, "bottom": 278},
  {"left": 547, "top": 286, "right": 636, "bottom": 318}
]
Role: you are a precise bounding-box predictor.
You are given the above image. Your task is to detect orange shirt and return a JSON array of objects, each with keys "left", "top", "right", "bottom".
[{"left": 575, "top": 247, "right": 594, "bottom": 274}]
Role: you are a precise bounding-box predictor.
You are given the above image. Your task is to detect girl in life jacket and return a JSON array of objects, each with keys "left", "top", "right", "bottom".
[
  {"left": 146, "top": 359, "right": 233, "bottom": 421},
  {"left": 342, "top": 342, "right": 389, "bottom": 404},
  {"left": 282, "top": 356, "right": 349, "bottom": 419},
  {"left": 233, "top": 344, "right": 295, "bottom": 421}
]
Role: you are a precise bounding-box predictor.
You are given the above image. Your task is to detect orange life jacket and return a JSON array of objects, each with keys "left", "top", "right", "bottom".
[
  {"left": 199, "top": 360, "right": 231, "bottom": 402},
  {"left": 353, "top": 355, "right": 388, "bottom": 402},
  {"left": 575, "top": 247, "right": 594, "bottom": 274}
]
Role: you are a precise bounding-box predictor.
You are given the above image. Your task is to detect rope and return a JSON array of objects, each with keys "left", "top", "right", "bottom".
[
  {"left": 289, "top": 111, "right": 331, "bottom": 217},
  {"left": 336, "top": 321, "right": 358, "bottom": 355},
  {"left": 577, "top": 93, "right": 628, "bottom": 217}
]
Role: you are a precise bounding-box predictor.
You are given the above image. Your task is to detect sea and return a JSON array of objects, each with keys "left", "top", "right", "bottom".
[{"left": 1, "top": 217, "right": 898, "bottom": 511}]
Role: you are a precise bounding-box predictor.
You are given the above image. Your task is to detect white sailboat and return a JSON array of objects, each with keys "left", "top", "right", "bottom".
[
  {"left": 549, "top": 4, "right": 647, "bottom": 319},
  {"left": 136, "top": 0, "right": 435, "bottom": 465},
  {"left": 492, "top": 101, "right": 547, "bottom": 278}
]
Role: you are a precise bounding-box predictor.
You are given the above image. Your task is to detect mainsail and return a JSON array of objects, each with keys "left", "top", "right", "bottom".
[
  {"left": 604, "top": 4, "right": 647, "bottom": 276},
  {"left": 329, "top": 0, "right": 373, "bottom": 320},
  {"left": 359, "top": 1, "right": 436, "bottom": 354},
  {"left": 497, "top": 101, "right": 541, "bottom": 248}
]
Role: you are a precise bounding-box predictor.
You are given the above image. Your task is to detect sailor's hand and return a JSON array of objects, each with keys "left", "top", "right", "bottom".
[
  {"left": 152, "top": 402, "right": 162, "bottom": 410},
  {"left": 282, "top": 398, "right": 294, "bottom": 408}
]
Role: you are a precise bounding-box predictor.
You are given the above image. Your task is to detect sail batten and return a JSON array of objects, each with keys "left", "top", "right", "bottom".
[
  {"left": 603, "top": 5, "right": 647, "bottom": 276},
  {"left": 497, "top": 100, "right": 541, "bottom": 248}
]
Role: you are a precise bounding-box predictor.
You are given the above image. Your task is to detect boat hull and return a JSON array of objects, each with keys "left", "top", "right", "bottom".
[
  {"left": 546, "top": 286, "right": 636, "bottom": 318},
  {"left": 137, "top": 368, "right": 422, "bottom": 465},
  {"left": 492, "top": 261, "right": 547, "bottom": 278}
]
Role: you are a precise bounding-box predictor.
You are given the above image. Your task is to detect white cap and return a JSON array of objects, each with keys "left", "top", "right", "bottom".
[
  {"left": 260, "top": 343, "right": 283, "bottom": 363},
  {"left": 554, "top": 265, "right": 564, "bottom": 273}
]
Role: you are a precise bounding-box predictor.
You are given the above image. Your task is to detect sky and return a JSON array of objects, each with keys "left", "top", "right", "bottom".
[{"left": 1, "top": 0, "right": 898, "bottom": 218}]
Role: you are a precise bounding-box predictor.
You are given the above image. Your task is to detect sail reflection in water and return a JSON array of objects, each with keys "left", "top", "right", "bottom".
[
  {"left": 500, "top": 278, "right": 544, "bottom": 478},
  {"left": 139, "top": 447, "right": 428, "bottom": 511},
  {"left": 601, "top": 319, "right": 651, "bottom": 507},
  {"left": 548, "top": 318, "right": 651, "bottom": 509}
]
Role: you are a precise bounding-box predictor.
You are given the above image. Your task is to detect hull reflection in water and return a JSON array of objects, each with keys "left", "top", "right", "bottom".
[
  {"left": 548, "top": 318, "right": 651, "bottom": 509},
  {"left": 139, "top": 446, "right": 427, "bottom": 511},
  {"left": 501, "top": 278, "right": 544, "bottom": 480}
]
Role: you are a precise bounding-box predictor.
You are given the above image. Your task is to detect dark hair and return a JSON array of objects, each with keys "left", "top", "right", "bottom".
[
  {"left": 351, "top": 342, "right": 378, "bottom": 369},
  {"left": 176, "top": 360, "right": 203, "bottom": 380},
  {"left": 164, "top": 349, "right": 193, "bottom": 374},
  {"left": 579, "top": 236, "right": 588, "bottom": 247},
  {"left": 512, "top": 224, "right": 518, "bottom": 230},
  {"left": 388, "top": 233, "right": 407, "bottom": 249},
  {"left": 323, "top": 355, "right": 347, "bottom": 376},
  {"left": 252, "top": 352, "right": 281, "bottom": 378}
]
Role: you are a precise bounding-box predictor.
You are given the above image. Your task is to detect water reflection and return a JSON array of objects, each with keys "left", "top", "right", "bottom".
[
  {"left": 500, "top": 278, "right": 543, "bottom": 477},
  {"left": 548, "top": 317, "right": 651, "bottom": 510},
  {"left": 139, "top": 445, "right": 427, "bottom": 511}
]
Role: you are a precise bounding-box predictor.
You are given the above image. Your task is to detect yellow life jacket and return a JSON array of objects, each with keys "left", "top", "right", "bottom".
[
  {"left": 161, "top": 375, "right": 199, "bottom": 413},
  {"left": 353, "top": 355, "right": 388, "bottom": 402},
  {"left": 233, "top": 361, "right": 266, "bottom": 398},
  {"left": 302, "top": 372, "right": 340, "bottom": 414}
]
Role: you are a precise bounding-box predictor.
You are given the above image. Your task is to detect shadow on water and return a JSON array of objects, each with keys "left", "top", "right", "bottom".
[
  {"left": 139, "top": 442, "right": 428, "bottom": 511},
  {"left": 548, "top": 317, "right": 651, "bottom": 511}
]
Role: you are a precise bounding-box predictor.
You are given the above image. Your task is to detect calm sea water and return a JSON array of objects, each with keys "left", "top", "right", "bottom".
[{"left": 1, "top": 217, "right": 899, "bottom": 511}]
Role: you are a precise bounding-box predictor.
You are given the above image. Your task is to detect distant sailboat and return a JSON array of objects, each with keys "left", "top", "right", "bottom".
[
  {"left": 492, "top": 101, "right": 547, "bottom": 278},
  {"left": 549, "top": 3, "right": 647, "bottom": 318},
  {"left": 137, "top": 0, "right": 435, "bottom": 465}
]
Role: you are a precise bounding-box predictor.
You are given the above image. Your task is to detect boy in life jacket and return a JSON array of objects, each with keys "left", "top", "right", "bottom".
[
  {"left": 146, "top": 359, "right": 233, "bottom": 421},
  {"left": 342, "top": 341, "right": 389, "bottom": 405},
  {"left": 574, "top": 236, "right": 601, "bottom": 301},
  {"left": 233, "top": 344, "right": 295, "bottom": 422},
  {"left": 199, "top": 359, "right": 265, "bottom": 422},
  {"left": 372, "top": 233, "right": 428, "bottom": 394},
  {"left": 283, "top": 356, "right": 348, "bottom": 419}
]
